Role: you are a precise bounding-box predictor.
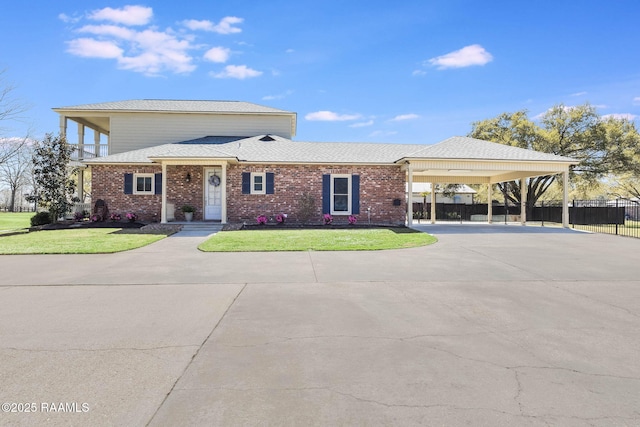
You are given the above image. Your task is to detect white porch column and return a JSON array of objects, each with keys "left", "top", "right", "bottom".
[
  {"left": 487, "top": 183, "right": 493, "bottom": 224},
  {"left": 562, "top": 170, "right": 569, "bottom": 227},
  {"left": 430, "top": 183, "right": 436, "bottom": 224},
  {"left": 94, "top": 130, "right": 101, "bottom": 158},
  {"left": 77, "top": 124, "right": 85, "bottom": 160},
  {"left": 520, "top": 178, "right": 527, "bottom": 225},
  {"left": 77, "top": 168, "right": 84, "bottom": 203},
  {"left": 221, "top": 162, "right": 228, "bottom": 223},
  {"left": 161, "top": 163, "right": 167, "bottom": 223},
  {"left": 59, "top": 116, "right": 67, "bottom": 138},
  {"left": 406, "top": 162, "right": 413, "bottom": 226}
]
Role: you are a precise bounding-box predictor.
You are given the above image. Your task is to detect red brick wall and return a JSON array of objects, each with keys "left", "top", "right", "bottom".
[
  {"left": 91, "top": 163, "right": 407, "bottom": 224},
  {"left": 90, "top": 164, "right": 162, "bottom": 222},
  {"left": 226, "top": 164, "right": 406, "bottom": 225}
]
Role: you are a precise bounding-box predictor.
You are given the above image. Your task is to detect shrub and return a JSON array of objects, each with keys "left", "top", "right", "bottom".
[
  {"left": 31, "top": 211, "right": 52, "bottom": 226},
  {"left": 256, "top": 215, "right": 268, "bottom": 225},
  {"left": 323, "top": 214, "right": 333, "bottom": 225}
]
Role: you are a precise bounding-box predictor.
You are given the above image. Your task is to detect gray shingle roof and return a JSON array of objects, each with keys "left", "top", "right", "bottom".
[
  {"left": 86, "top": 135, "right": 578, "bottom": 165},
  {"left": 404, "top": 136, "right": 577, "bottom": 162},
  {"left": 54, "top": 100, "right": 293, "bottom": 114}
]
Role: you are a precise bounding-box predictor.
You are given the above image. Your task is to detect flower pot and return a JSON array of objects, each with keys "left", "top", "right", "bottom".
[{"left": 184, "top": 212, "right": 193, "bottom": 222}]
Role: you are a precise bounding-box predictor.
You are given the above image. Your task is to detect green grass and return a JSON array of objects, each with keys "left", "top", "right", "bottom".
[
  {"left": 0, "top": 212, "right": 33, "bottom": 233},
  {"left": 0, "top": 228, "right": 167, "bottom": 254},
  {"left": 198, "top": 228, "right": 437, "bottom": 252}
]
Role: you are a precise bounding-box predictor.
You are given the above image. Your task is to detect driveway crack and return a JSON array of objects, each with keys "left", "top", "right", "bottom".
[{"left": 145, "top": 282, "right": 248, "bottom": 426}]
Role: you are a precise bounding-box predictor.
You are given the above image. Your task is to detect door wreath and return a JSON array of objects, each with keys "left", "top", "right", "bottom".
[{"left": 209, "top": 174, "right": 221, "bottom": 186}]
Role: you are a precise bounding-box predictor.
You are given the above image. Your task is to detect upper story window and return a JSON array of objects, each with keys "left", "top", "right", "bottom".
[{"left": 134, "top": 173, "right": 154, "bottom": 195}]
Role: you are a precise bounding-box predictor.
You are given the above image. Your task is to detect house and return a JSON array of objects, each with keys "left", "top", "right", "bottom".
[{"left": 53, "top": 100, "right": 579, "bottom": 226}]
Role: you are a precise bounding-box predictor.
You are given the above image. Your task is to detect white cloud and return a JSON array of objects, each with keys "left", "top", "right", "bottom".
[
  {"left": 66, "top": 38, "right": 123, "bottom": 58},
  {"left": 262, "top": 90, "right": 293, "bottom": 100},
  {"left": 204, "top": 46, "right": 231, "bottom": 63},
  {"left": 182, "top": 16, "right": 243, "bottom": 34},
  {"left": 412, "top": 69, "right": 426, "bottom": 76},
  {"left": 390, "top": 114, "right": 419, "bottom": 121},
  {"left": 63, "top": 8, "right": 255, "bottom": 76},
  {"left": 350, "top": 120, "right": 374, "bottom": 128},
  {"left": 211, "top": 65, "right": 262, "bottom": 79},
  {"left": 369, "top": 130, "right": 398, "bottom": 138},
  {"left": 603, "top": 113, "right": 638, "bottom": 121},
  {"left": 285, "top": 49, "right": 295, "bottom": 54},
  {"left": 58, "top": 13, "right": 81, "bottom": 24},
  {"left": 78, "top": 24, "right": 135, "bottom": 39},
  {"left": 570, "top": 91, "right": 587, "bottom": 97},
  {"left": 428, "top": 44, "right": 493, "bottom": 69},
  {"left": 88, "top": 5, "right": 153, "bottom": 26},
  {"left": 633, "top": 97, "right": 640, "bottom": 105},
  {"left": 305, "top": 111, "right": 362, "bottom": 121}
]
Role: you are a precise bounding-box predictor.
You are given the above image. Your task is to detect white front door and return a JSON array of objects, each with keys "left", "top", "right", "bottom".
[{"left": 205, "top": 167, "right": 222, "bottom": 220}]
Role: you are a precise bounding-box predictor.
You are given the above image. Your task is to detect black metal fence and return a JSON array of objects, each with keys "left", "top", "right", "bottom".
[
  {"left": 413, "top": 199, "right": 640, "bottom": 239},
  {"left": 0, "top": 206, "right": 36, "bottom": 213}
]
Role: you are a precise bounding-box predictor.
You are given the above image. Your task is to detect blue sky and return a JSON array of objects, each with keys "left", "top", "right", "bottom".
[{"left": 1, "top": 0, "right": 640, "bottom": 144}]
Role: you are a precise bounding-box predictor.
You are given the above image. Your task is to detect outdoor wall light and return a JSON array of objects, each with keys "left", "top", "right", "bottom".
[{"left": 186, "top": 172, "right": 191, "bottom": 183}]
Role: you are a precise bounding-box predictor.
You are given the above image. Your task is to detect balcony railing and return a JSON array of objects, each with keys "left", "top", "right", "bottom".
[{"left": 70, "top": 144, "right": 109, "bottom": 161}]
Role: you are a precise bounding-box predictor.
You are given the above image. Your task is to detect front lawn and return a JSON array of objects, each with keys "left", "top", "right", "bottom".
[
  {"left": 0, "top": 212, "right": 33, "bottom": 233},
  {"left": 0, "top": 228, "right": 168, "bottom": 254},
  {"left": 198, "top": 228, "right": 437, "bottom": 252}
]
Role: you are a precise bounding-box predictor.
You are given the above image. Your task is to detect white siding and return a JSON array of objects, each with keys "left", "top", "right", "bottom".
[{"left": 109, "top": 113, "right": 293, "bottom": 154}]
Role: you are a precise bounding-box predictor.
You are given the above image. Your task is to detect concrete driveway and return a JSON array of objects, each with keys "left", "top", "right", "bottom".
[{"left": 1, "top": 224, "right": 639, "bottom": 426}]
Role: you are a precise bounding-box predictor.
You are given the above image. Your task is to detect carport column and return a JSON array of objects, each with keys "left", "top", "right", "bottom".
[
  {"left": 487, "top": 183, "right": 493, "bottom": 224},
  {"left": 430, "top": 183, "right": 436, "bottom": 224},
  {"left": 77, "top": 168, "right": 84, "bottom": 203},
  {"left": 59, "top": 115, "right": 67, "bottom": 138},
  {"left": 161, "top": 163, "right": 167, "bottom": 223},
  {"left": 562, "top": 170, "right": 569, "bottom": 227},
  {"left": 520, "top": 178, "right": 527, "bottom": 225}
]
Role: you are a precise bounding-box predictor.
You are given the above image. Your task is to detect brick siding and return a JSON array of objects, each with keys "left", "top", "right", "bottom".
[
  {"left": 227, "top": 164, "right": 406, "bottom": 225},
  {"left": 91, "top": 163, "right": 407, "bottom": 224}
]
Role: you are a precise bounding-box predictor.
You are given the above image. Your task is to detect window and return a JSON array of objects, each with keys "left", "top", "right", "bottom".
[
  {"left": 251, "top": 172, "right": 266, "bottom": 194},
  {"left": 134, "top": 173, "right": 154, "bottom": 194},
  {"left": 331, "top": 174, "right": 351, "bottom": 214}
]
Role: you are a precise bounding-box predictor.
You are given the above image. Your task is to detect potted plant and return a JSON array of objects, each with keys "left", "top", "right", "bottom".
[{"left": 182, "top": 205, "right": 196, "bottom": 222}]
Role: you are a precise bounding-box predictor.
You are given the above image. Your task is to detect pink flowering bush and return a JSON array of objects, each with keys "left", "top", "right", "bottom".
[
  {"left": 348, "top": 215, "right": 358, "bottom": 225},
  {"left": 126, "top": 212, "right": 138, "bottom": 222},
  {"left": 275, "top": 213, "right": 287, "bottom": 224},
  {"left": 323, "top": 214, "right": 333, "bottom": 225},
  {"left": 256, "top": 215, "right": 268, "bottom": 225},
  {"left": 109, "top": 212, "right": 121, "bottom": 221},
  {"left": 90, "top": 214, "right": 101, "bottom": 222}
]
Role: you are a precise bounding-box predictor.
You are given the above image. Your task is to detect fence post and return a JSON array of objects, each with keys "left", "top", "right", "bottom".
[
  {"left": 572, "top": 200, "right": 575, "bottom": 228},
  {"left": 541, "top": 201, "right": 544, "bottom": 227},
  {"left": 616, "top": 198, "right": 619, "bottom": 235}
]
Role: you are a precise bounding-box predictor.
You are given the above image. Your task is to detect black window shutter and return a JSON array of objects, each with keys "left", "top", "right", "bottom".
[
  {"left": 241, "top": 172, "right": 251, "bottom": 194},
  {"left": 124, "top": 173, "right": 133, "bottom": 194},
  {"left": 266, "top": 172, "right": 275, "bottom": 194},
  {"left": 154, "top": 173, "right": 162, "bottom": 195},
  {"left": 351, "top": 174, "right": 360, "bottom": 214},
  {"left": 322, "top": 174, "right": 331, "bottom": 214}
]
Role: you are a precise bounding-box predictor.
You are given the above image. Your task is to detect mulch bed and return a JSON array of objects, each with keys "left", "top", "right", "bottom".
[{"left": 224, "top": 222, "right": 407, "bottom": 231}]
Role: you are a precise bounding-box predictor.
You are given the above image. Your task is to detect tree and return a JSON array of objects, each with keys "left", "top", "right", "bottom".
[
  {"left": 0, "top": 70, "right": 31, "bottom": 167},
  {"left": 0, "top": 139, "right": 32, "bottom": 211},
  {"left": 27, "top": 133, "right": 76, "bottom": 222},
  {"left": 469, "top": 103, "right": 640, "bottom": 213}
]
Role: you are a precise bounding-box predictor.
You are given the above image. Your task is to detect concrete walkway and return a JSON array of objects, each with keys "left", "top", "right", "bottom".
[{"left": 1, "top": 224, "right": 639, "bottom": 426}]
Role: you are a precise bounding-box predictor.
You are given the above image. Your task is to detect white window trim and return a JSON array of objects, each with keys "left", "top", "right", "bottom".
[
  {"left": 133, "top": 173, "right": 155, "bottom": 195},
  {"left": 251, "top": 172, "right": 266, "bottom": 195},
  {"left": 330, "top": 174, "right": 351, "bottom": 215}
]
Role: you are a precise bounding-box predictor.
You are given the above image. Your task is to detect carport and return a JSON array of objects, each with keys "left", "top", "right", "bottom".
[{"left": 400, "top": 137, "right": 579, "bottom": 227}]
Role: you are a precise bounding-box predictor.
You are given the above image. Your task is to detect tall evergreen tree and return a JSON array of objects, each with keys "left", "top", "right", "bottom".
[{"left": 28, "top": 133, "right": 76, "bottom": 222}]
